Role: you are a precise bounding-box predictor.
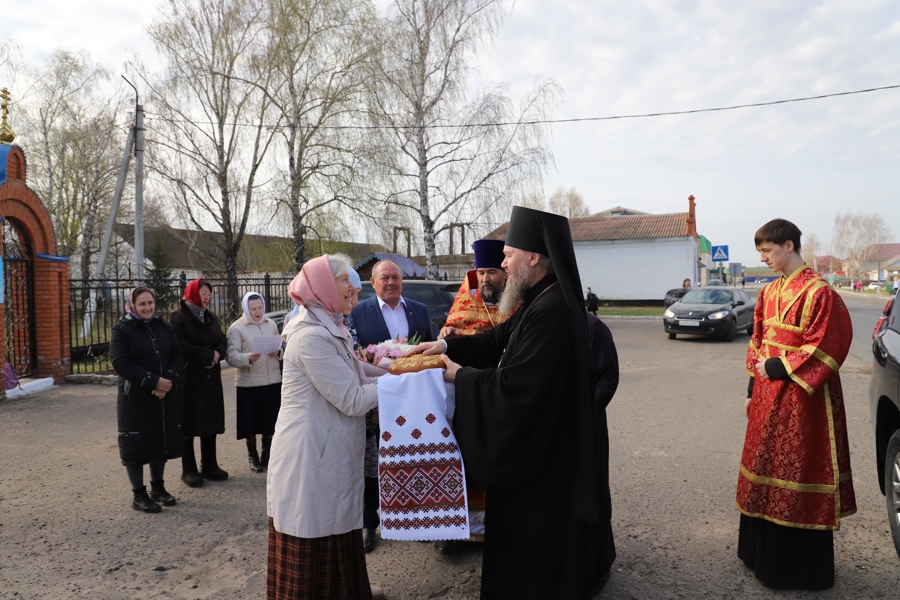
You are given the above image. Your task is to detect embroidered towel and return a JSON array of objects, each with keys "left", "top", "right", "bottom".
[{"left": 377, "top": 369, "right": 469, "bottom": 541}]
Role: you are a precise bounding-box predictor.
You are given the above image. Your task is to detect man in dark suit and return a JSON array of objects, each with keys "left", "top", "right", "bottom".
[
  {"left": 350, "top": 258, "right": 434, "bottom": 552},
  {"left": 352, "top": 259, "right": 434, "bottom": 347}
]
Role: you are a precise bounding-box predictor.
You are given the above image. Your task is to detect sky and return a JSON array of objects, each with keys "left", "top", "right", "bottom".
[{"left": 4, "top": 0, "right": 900, "bottom": 267}]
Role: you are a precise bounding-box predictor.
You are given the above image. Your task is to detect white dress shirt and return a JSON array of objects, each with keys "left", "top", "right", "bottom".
[{"left": 376, "top": 295, "right": 409, "bottom": 340}]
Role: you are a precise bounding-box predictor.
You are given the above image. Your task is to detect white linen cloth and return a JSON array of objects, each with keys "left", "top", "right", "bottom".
[{"left": 377, "top": 369, "right": 468, "bottom": 541}]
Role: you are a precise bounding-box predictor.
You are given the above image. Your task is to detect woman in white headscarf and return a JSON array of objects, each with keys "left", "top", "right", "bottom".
[{"left": 226, "top": 292, "right": 283, "bottom": 472}]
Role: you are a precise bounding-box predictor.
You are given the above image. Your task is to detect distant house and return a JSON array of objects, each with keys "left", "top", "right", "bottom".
[
  {"left": 485, "top": 196, "right": 702, "bottom": 301},
  {"left": 861, "top": 243, "right": 900, "bottom": 282}
]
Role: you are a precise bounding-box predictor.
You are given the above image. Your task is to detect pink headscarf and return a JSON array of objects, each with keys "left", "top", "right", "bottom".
[{"left": 288, "top": 255, "right": 345, "bottom": 328}]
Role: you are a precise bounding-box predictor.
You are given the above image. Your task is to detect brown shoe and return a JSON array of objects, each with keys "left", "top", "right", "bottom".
[{"left": 370, "top": 584, "right": 385, "bottom": 600}]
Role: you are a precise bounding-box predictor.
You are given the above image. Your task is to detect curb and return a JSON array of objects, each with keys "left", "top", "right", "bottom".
[{"left": 65, "top": 374, "right": 118, "bottom": 386}]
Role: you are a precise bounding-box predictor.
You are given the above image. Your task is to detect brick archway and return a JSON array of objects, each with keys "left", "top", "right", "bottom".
[{"left": 0, "top": 145, "right": 71, "bottom": 393}]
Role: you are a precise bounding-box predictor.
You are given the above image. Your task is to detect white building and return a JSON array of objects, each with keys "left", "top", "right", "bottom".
[
  {"left": 571, "top": 197, "right": 700, "bottom": 301},
  {"left": 487, "top": 196, "right": 701, "bottom": 302}
]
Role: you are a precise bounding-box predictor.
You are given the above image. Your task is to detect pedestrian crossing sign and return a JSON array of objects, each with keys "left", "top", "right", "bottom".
[{"left": 711, "top": 245, "right": 729, "bottom": 261}]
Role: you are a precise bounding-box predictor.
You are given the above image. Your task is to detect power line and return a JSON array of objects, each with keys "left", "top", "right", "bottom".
[{"left": 143, "top": 83, "right": 900, "bottom": 131}]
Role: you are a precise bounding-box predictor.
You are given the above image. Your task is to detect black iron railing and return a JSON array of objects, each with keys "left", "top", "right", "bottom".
[{"left": 69, "top": 273, "right": 294, "bottom": 374}]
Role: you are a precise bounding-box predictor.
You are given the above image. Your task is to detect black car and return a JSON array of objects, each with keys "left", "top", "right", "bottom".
[
  {"left": 664, "top": 288, "right": 690, "bottom": 307},
  {"left": 663, "top": 287, "right": 756, "bottom": 341},
  {"left": 869, "top": 294, "right": 900, "bottom": 558},
  {"left": 359, "top": 280, "right": 460, "bottom": 339},
  {"left": 265, "top": 280, "right": 460, "bottom": 338}
]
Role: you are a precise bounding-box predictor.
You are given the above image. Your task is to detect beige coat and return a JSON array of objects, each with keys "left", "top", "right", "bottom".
[
  {"left": 226, "top": 316, "right": 283, "bottom": 388},
  {"left": 266, "top": 306, "right": 378, "bottom": 538}
]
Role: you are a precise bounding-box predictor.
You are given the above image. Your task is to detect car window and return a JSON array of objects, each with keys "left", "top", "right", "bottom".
[
  {"left": 403, "top": 284, "right": 450, "bottom": 305},
  {"left": 736, "top": 290, "right": 751, "bottom": 303},
  {"left": 682, "top": 289, "right": 732, "bottom": 304},
  {"left": 888, "top": 297, "right": 900, "bottom": 334}
]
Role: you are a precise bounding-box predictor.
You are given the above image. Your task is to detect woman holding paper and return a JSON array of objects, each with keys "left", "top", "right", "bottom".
[
  {"left": 226, "top": 292, "right": 283, "bottom": 473},
  {"left": 266, "top": 253, "right": 382, "bottom": 600}
]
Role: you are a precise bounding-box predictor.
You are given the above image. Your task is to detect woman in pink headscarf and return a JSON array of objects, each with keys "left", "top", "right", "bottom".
[{"left": 266, "top": 254, "right": 382, "bottom": 600}]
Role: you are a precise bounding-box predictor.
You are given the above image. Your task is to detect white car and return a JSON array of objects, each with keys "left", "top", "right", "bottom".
[{"left": 869, "top": 282, "right": 885, "bottom": 290}]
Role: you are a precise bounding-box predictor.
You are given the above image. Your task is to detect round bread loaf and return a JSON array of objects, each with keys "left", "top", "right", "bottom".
[{"left": 388, "top": 354, "right": 446, "bottom": 374}]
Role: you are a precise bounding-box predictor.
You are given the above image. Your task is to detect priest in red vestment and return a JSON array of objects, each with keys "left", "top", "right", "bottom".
[
  {"left": 441, "top": 238, "right": 511, "bottom": 338},
  {"left": 737, "top": 218, "right": 855, "bottom": 590}
]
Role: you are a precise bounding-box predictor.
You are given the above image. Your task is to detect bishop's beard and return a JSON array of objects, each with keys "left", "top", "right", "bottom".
[{"left": 499, "top": 262, "right": 530, "bottom": 317}]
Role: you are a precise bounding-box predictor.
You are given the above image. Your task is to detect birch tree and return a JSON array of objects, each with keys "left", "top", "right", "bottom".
[
  {"left": 142, "top": 0, "right": 279, "bottom": 321},
  {"left": 264, "top": 0, "right": 378, "bottom": 271},
  {"left": 16, "top": 50, "right": 126, "bottom": 275},
  {"left": 369, "top": 0, "right": 557, "bottom": 278},
  {"left": 833, "top": 211, "right": 891, "bottom": 282}
]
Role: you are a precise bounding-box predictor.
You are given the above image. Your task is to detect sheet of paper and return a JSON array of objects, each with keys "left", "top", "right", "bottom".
[{"left": 252, "top": 335, "right": 282, "bottom": 354}]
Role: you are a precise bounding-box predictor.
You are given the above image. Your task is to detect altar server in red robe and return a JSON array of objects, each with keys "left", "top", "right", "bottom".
[{"left": 737, "top": 218, "right": 855, "bottom": 590}]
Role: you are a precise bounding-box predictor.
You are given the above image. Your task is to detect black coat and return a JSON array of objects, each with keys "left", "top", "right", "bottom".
[
  {"left": 447, "top": 277, "right": 616, "bottom": 600},
  {"left": 110, "top": 315, "right": 184, "bottom": 464},
  {"left": 170, "top": 303, "right": 228, "bottom": 437}
]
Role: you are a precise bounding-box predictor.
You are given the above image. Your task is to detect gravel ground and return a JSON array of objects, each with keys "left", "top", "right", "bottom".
[{"left": 1, "top": 318, "right": 897, "bottom": 599}]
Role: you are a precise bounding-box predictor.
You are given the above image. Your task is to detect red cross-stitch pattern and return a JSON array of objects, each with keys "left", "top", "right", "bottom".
[
  {"left": 382, "top": 515, "right": 468, "bottom": 530},
  {"left": 425, "top": 413, "right": 436, "bottom": 424},
  {"left": 395, "top": 415, "right": 406, "bottom": 426},
  {"left": 381, "top": 431, "right": 392, "bottom": 442},
  {"left": 411, "top": 428, "right": 422, "bottom": 440},
  {"left": 380, "top": 458, "right": 465, "bottom": 511},
  {"left": 379, "top": 442, "right": 460, "bottom": 458},
  {"left": 441, "top": 427, "right": 451, "bottom": 438}
]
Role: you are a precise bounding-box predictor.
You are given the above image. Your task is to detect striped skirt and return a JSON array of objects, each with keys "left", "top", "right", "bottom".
[{"left": 267, "top": 519, "right": 372, "bottom": 600}]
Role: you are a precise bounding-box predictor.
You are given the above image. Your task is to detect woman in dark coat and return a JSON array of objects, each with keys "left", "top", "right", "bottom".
[
  {"left": 110, "top": 287, "right": 184, "bottom": 513},
  {"left": 170, "top": 278, "right": 229, "bottom": 487}
]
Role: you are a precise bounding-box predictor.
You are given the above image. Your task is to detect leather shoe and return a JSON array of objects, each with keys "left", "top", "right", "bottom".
[
  {"left": 362, "top": 527, "right": 377, "bottom": 553},
  {"left": 149, "top": 480, "right": 177, "bottom": 506},
  {"left": 370, "top": 584, "right": 385, "bottom": 600},
  {"left": 181, "top": 471, "right": 204, "bottom": 488},
  {"left": 132, "top": 486, "right": 162, "bottom": 513},
  {"left": 434, "top": 539, "right": 454, "bottom": 555}
]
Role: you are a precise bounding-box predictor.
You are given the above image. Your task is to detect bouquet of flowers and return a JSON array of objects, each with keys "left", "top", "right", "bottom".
[{"left": 357, "top": 333, "right": 422, "bottom": 370}]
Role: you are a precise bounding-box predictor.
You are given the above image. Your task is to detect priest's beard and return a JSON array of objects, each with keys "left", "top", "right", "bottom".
[
  {"left": 499, "top": 262, "right": 530, "bottom": 317},
  {"left": 481, "top": 283, "right": 501, "bottom": 304}
]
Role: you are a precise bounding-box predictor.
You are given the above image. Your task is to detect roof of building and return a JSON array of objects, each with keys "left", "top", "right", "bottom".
[
  {"left": 114, "top": 224, "right": 385, "bottom": 273},
  {"left": 484, "top": 211, "right": 692, "bottom": 242},
  {"left": 872, "top": 243, "right": 900, "bottom": 261}
]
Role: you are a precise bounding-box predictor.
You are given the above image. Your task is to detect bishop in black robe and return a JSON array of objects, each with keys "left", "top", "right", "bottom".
[{"left": 431, "top": 203, "right": 622, "bottom": 599}]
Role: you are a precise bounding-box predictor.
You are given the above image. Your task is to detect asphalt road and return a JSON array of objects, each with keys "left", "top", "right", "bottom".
[{"left": 1, "top": 312, "right": 897, "bottom": 599}]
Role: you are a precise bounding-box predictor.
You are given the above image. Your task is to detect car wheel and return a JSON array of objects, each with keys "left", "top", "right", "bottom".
[
  {"left": 722, "top": 319, "right": 737, "bottom": 342},
  {"left": 668, "top": 332, "right": 676, "bottom": 340},
  {"left": 884, "top": 430, "right": 900, "bottom": 558}
]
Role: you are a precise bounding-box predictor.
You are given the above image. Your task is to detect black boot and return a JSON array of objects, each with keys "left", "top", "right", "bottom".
[
  {"left": 132, "top": 486, "right": 162, "bottom": 513},
  {"left": 247, "top": 438, "right": 263, "bottom": 473},
  {"left": 199, "top": 435, "right": 228, "bottom": 481},
  {"left": 150, "top": 480, "right": 177, "bottom": 506},
  {"left": 260, "top": 436, "right": 272, "bottom": 468},
  {"left": 181, "top": 437, "right": 203, "bottom": 488}
]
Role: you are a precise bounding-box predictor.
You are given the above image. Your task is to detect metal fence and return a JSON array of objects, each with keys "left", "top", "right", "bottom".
[{"left": 69, "top": 273, "right": 294, "bottom": 374}]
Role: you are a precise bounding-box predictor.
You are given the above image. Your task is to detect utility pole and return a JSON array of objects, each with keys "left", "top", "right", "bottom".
[{"left": 82, "top": 77, "right": 146, "bottom": 339}]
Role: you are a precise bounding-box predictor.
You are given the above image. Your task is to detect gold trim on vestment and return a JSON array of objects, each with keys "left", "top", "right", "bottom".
[
  {"left": 824, "top": 382, "right": 842, "bottom": 526},
  {"left": 802, "top": 344, "right": 840, "bottom": 373},
  {"left": 788, "top": 372, "right": 815, "bottom": 394},
  {"left": 739, "top": 464, "right": 851, "bottom": 493},
  {"left": 736, "top": 504, "right": 854, "bottom": 531}
]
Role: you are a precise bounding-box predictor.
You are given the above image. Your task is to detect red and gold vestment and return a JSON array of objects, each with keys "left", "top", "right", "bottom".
[
  {"left": 737, "top": 265, "right": 855, "bottom": 530},
  {"left": 444, "top": 271, "right": 513, "bottom": 541},
  {"left": 443, "top": 271, "right": 510, "bottom": 334}
]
